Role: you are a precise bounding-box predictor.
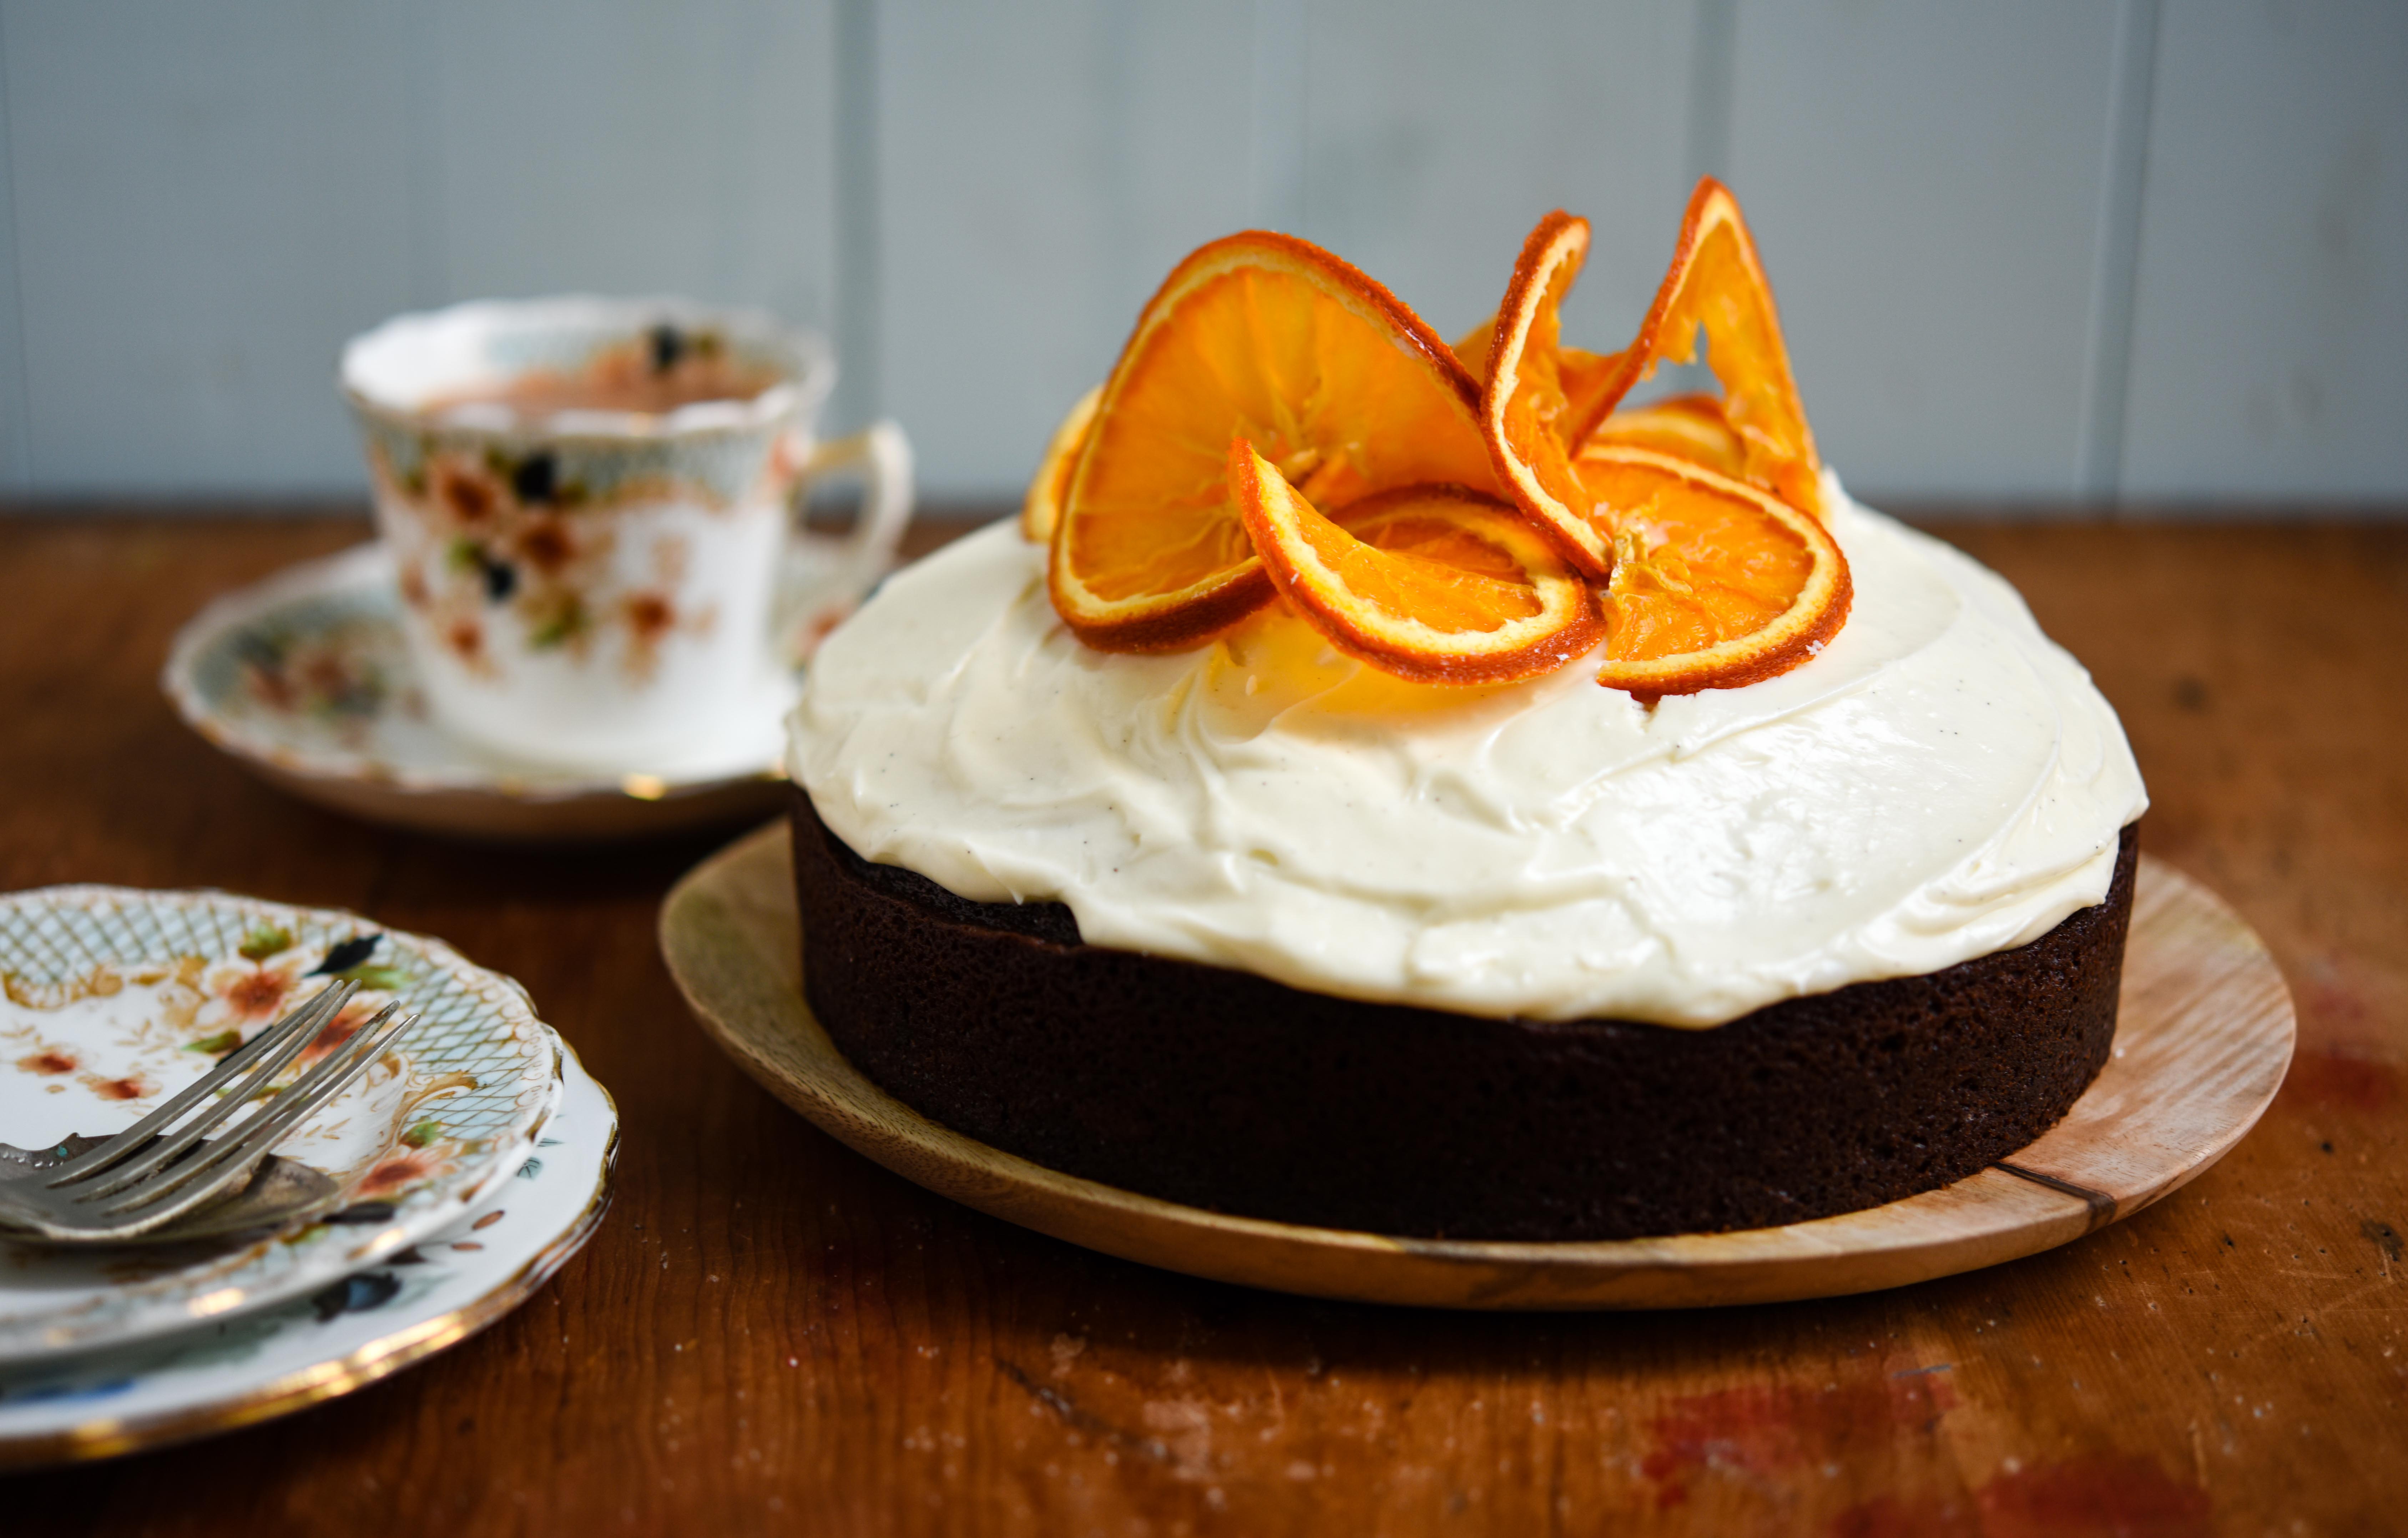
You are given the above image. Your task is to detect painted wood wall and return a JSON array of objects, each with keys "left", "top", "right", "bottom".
[{"left": 0, "top": 0, "right": 2399, "bottom": 506}]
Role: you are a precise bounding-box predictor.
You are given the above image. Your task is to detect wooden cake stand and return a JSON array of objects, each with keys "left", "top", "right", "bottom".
[{"left": 661, "top": 821, "right": 2293, "bottom": 1310}]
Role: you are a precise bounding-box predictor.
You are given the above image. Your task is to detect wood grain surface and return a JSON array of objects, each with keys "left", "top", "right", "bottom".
[{"left": 1, "top": 509, "right": 2402, "bottom": 1535}]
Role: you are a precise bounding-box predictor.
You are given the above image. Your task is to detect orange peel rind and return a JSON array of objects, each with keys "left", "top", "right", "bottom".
[
  {"left": 1229, "top": 438, "right": 1603, "bottom": 686},
  {"left": 1048, "top": 230, "right": 1494, "bottom": 654},
  {"left": 1584, "top": 178, "right": 1824, "bottom": 519},
  {"left": 1020, "top": 384, "right": 1101, "bottom": 544},
  {"left": 1453, "top": 314, "right": 1620, "bottom": 428},
  {"left": 1578, "top": 445, "right": 1850, "bottom": 699},
  {"left": 1477, "top": 211, "right": 1619, "bottom": 578}
]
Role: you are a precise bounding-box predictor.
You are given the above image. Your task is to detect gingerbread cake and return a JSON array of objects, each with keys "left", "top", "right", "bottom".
[{"left": 781, "top": 189, "right": 2148, "bottom": 1242}]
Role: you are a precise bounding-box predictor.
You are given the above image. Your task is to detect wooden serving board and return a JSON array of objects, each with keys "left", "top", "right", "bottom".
[{"left": 660, "top": 821, "right": 2294, "bottom": 1310}]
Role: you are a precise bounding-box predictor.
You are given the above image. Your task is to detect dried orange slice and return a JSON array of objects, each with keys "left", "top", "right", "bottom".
[
  {"left": 1478, "top": 211, "right": 1622, "bottom": 578},
  {"left": 1050, "top": 232, "right": 1495, "bottom": 652},
  {"left": 1229, "top": 438, "right": 1602, "bottom": 685},
  {"left": 1577, "top": 445, "right": 1849, "bottom": 699},
  {"left": 1584, "top": 178, "right": 1823, "bottom": 518},
  {"left": 1020, "top": 385, "right": 1100, "bottom": 544},
  {"left": 1450, "top": 315, "right": 1499, "bottom": 379},
  {"left": 1458, "top": 309, "right": 1624, "bottom": 450},
  {"left": 1582, "top": 393, "right": 1745, "bottom": 481}
]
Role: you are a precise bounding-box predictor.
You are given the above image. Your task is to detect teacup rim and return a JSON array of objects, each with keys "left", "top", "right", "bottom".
[{"left": 339, "top": 293, "right": 836, "bottom": 442}]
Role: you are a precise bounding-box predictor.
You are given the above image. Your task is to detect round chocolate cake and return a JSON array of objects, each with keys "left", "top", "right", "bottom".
[
  {"left": 782, "top": 208, "right": 2152, "bottom": 1247},
  {"left": 793, "top": 789, "right": 2137, "bottom": 1242}
]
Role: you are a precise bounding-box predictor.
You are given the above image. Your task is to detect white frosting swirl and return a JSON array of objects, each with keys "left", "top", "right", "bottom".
[{"left": 788, "top": 478, "right": 2146, "bottom": 1027}]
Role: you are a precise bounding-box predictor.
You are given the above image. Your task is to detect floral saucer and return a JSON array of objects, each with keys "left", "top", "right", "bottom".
[
  {"left": 162, "top": 543, "right": 796, "bottom": 842},
  {"left": 0, "top": 1038, "right": 615, "bottom": 1466},
  {"left": 0, "top": 884, "right": 563, "bottom": 1363}
]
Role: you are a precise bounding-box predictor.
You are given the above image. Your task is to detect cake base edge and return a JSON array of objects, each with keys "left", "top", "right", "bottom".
[{"left": 791, "top": 786, "right": 2136, "bottom": 1243}]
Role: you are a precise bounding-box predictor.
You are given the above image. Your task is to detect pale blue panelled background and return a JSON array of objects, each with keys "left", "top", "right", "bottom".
[{"left": 0, "top": 0, "right": 2400, "bottom": 506}]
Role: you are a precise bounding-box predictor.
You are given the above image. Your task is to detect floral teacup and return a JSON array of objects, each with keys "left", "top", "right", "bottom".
[{"left": 340, "top": 296, "right": 912, "bottom": 772}]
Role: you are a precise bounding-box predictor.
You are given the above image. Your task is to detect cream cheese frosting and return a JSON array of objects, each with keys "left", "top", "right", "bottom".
[{"left": 788, "top": 475, "right": 2146, "bottom": 1027}]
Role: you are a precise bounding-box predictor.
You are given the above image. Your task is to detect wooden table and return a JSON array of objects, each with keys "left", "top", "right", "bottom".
[{"left": 3, "top": 510, "right": 2402, "bottom": 1535}]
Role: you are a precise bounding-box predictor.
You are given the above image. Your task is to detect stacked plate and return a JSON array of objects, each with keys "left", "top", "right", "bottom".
[{"left": 0, "top": 884, "right": 617, "bottom": 1464}]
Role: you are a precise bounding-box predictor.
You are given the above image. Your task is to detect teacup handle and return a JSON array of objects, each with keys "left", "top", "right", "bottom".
[{"left": 780, "top": 419, "right": 915, "bottom": 662}]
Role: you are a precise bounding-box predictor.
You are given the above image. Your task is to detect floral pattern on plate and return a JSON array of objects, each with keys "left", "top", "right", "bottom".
[
  {"left": 0, "top": 1041, "right": 615, "bottom": 1466},
  {"left": 0, "top": 884, "right": 563, "bottom": 1362}
]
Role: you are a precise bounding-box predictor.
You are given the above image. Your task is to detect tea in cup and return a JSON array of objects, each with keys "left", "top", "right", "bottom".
[{"left": 340, "top": 296, "right": 911, "bottom": 772}]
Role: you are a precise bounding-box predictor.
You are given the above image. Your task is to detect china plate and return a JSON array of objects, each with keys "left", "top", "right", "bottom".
[
  {"left": 662, "top": 822, "right": 2296, "bottom": 1310},
  {"left": 0, "top": 884, "right": 562, "bottom": 1360},
  {"left": 162, "top": 544, "right": 795, "bottom": 842},
  {"left": 0, "top": 1038, "right": 615, "bottom": 1466}
]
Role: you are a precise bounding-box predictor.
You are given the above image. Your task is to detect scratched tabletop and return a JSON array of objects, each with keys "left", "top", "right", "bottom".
[{"left": 2, "top": 510, "right": 2402, "bottom": 1537}]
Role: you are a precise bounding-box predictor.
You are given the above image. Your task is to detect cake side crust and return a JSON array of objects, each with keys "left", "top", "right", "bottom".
[{"left": 792, "top": 786, "right": 2136, "bottom": 1242}]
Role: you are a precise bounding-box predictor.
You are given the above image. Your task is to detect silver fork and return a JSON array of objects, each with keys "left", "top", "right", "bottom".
[{"left": 0, "top": 978, "right": 417, "bottom": 1243}]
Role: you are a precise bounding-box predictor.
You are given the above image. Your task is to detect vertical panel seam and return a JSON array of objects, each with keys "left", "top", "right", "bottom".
[
  {"left": 403, "top": 0, "right": 451, "bottom": 312},
  {"left": 835, "top": 0, "right": 881, "bottom": 431},
  {"left": 2075, "top": 0, "right": 2161, "bottom": 509},
  {"left": 1685, "top": 0, "right": 1737, "bottom": 193},
  {"left": 0, "top": 3, "right": 33, "bottom": 493},
  {"left": 1249, "top": 0, "right": 1307, "bottom": 234},
  {"left": 1097, "top": 3, "right": 1139, "bottom": 333}
]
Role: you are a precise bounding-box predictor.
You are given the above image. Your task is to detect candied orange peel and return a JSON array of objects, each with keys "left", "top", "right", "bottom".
[
  {"left": 1585, "top": 177, "right": 1824, "bottom": 519},
  {"left": 1034, "top": 183, "right": 1848, "bottom": 696},
  {"left": 1580, "top": 446, "right": 1849, "bottom": 698},
  {"left": 1478, "top": 210, "right": 1623, "bottom": 576},
  {"left": 1229, "top": 440, "right": 1602, "bottom": 686},
  {"left": 1020, "top": 384, "right": 1100, "bottom": 545},
  {"left": 1047, "top": 231, "right": 1494, "bottom": 654}
]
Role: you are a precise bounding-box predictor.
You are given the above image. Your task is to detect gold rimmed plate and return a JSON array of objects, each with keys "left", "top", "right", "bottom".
[
  {"left": 0, "top": 1042, "right": 615, "bottom": 1466},
  {"left": 661, "top": 822, "right": 2295, "bottom": 1310},
  {"left": 0, "top": 885, "right": 564, "bottom": 1359}
]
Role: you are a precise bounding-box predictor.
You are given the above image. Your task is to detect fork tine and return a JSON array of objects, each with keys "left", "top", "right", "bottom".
[
  {"left": 90, "top": 1012, "right": 417, "bottom": 1235},
  {"left": 90, "top": 1007, "right": 415, "bottom": 1227},
  {"left": 44, "top": 979, "right": 359, "bottom": 1183},
  {"left": 69, "top": 1029, "right": 319, "bottom": 1201},
  {"left": 81, "top": 1007, "right": 407, "bottom": 1229},
  {"left": 84, "top": 1001, "right": 403, "bottom": 1211},
  {"left": 62, "top": 983, "right": 355, "bottom": 1198}
]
